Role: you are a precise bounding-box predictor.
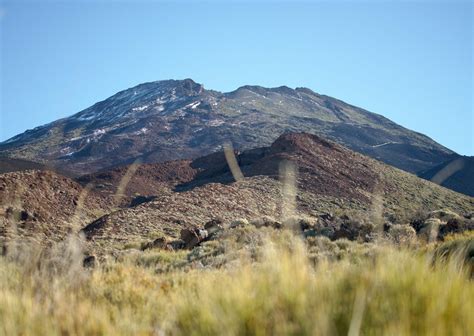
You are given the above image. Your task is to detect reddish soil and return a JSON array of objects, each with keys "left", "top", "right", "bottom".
[{"left": 0, "top": 170, "right": 111, "bottom": 248}]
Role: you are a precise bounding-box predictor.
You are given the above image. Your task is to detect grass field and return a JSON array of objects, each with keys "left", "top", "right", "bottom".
[{"left": 1, "top": 229, "right": 473, "bottom": 336}]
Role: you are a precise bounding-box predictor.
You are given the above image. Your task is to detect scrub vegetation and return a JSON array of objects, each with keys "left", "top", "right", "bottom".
[{"left": 1, "top": 226, "right": 473, "bottom": 336}]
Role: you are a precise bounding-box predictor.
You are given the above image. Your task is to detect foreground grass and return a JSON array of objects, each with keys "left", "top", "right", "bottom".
[{"left": 0, "top": 237, "right": 473, "bottom": 335}]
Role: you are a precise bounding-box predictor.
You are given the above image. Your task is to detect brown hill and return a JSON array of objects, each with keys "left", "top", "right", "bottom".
[
  {"left": 77, "top": 133, "right": 472, "bottom": 254},
  {"left": 0, "top": 170, "right": 111, "bottom": 251},
  {"left": 178, "top": 133, "right": 379, "bottom": 203},
  {"left": 2, "top": 133, "right": 471, "bottom": 255},
  {"left": 76, "top": 159, "right": 197, "bottom": 207}
]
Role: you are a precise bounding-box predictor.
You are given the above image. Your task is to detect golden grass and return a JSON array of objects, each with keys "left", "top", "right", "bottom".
[{"left": 1, "top": 235, "right": 473, "bottom": 336}]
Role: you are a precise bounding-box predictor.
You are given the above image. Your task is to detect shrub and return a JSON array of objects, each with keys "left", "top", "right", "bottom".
[
  {"left": 388, "top": 224, "right": 417, "bottom": 246},
  {"left": 419, "top": 218, "right": 442, "bottom": 242},
  {"left": 409, "top": 209, "right": 430, "bottom": 232},
  {"left": 122, "top": 241, "right": 142, "bottom": 250},
  {"left": 229, "top": 218, "right": 249, "bottom": 229},
  {"left": 333, "top": 220, "right": 377, "bottom": 242},
  {"left": 439, "top": 217, "right": 474, "bottom": 239},
  {"left": 428, "top": 209, "right": 461, "bottom": 222},
  {"left": 250, "top": 216, "right": 283, "bottom": 229}
]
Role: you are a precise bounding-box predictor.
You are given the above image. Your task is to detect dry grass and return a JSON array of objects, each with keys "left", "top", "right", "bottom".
[
  {"left": 1, "top": 231, "right": 473, "bottom": 336},
  {"left": 1, "top": 144, "right": 472, "bottom": 335}
]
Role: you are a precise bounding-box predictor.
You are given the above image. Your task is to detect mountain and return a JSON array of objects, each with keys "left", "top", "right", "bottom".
[
  {"left": 419, "top": 156, "right": 474, "bottom": 197},
  {"left": 1, "top": 133, "right": 472, "bottom": 254},
  {"left": 73, "top": 133, "right": 472, "bottom": 254},
  {"left": 0, "top": 79, "right": 455, "bottom": 180}
]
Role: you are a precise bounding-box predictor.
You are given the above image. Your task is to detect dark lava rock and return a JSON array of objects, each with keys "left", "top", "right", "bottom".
[
  {"left": 130, "top": 195, "right": 157, "bottom": 207},
  {"left": 83, "top": 255, "right": 97, "bottom": 268},
  {"left": 180, "top": 227, "right": 209, "bottom": 249}
]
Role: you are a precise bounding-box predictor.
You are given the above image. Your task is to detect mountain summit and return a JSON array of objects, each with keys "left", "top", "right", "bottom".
[{"left": 0, "top": 79, "right": 458, "bottom": 186}]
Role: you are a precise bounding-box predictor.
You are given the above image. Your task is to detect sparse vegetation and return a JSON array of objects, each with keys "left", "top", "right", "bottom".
[
  {"left": 388, "top": 224, "right": 417, "bottom": 246},
  {"left": 1, "top": 225, "right": 473, "bottom": 335},
  {"left": 1, "top": 133, "right": 473, "bottom": 335}
]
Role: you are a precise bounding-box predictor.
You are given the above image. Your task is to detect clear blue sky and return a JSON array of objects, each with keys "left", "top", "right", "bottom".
[{"left": 1, "top": 0, "right": 472, "bottom": 155}]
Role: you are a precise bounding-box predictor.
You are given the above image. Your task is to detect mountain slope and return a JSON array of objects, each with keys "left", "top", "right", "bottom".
[
  {"left": 0, "top": 157, "right": 49, "bottom": 174},
  {"left": 74, "top": 133, "right": 472, "bottom": 254},
  {"left": 0, "top": 170, "right": 111, "bottom": 250},
  {"left": 0, "top": 79, "right": 454, "bottom": 178},
  {"left": 419, "top": 156, "right": 474, "bottom": 197}
]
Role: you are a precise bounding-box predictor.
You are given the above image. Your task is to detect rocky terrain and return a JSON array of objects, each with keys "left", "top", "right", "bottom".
[
  {"left": 3, "top": 132, "right": 469, "bottom": 256},
  {"left": 0, "top": 170, "right": 111, "bottom": 251},
  {"left": 1, "top": 130, "right": 473, "bottom": 336},
  {"left": 76, "top": 159, "right": 197, "bottom": 207},
  {"left": 1, "top": 79, "right": 464, "bottom": 195},
  {"left": 82, "top": 134, "right": 471, "bottom": 254}
]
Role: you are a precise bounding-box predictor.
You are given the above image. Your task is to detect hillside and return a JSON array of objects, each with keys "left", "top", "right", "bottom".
[
  {"left": 0, "top": 170, "right": 111, "bottom": 251},
  {"left": 2, "top": 133, "right": 471, "bottom": 255},
  {"left": 0, "top": 79, "right": 454, "bottom": 179},
  {"left": 419, "top": 156, "right": 474, "bottom": 197},
  {"left": 74, "top": 133, "right": 472, "bottom": 254},
  {"left": 76, "top": 159, "right": 197, "bottom": 207},
  {"left": 0, "top": 157, "right": 50, "bottom": 174}
]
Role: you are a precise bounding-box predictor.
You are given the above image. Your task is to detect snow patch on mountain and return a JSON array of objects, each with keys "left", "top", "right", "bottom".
[
  {"left": 93, "top": 129, "right": 106, "bottom": 137},
  {"left": 134, "top": 127, "right": 148, "bottom": 135},
  {"left": 77, "top": 114, "right": 96, "bottom": 121},
  {"left": 208, "top": 119, "right": 225, "bottom": 127},
  {"left": 132, "top": 105, "right": 149, "bottom": 112},
  {"left": 155, "top": 105, "right": 165, "bottom": 112},
  {"left": 183, "top": 101, "right": 201, "bottom": 110},
  {"left": 190, "top": 101, "right": 201, "bottom": 109}
]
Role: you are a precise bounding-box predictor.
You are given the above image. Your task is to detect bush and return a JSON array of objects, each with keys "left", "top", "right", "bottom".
[
  {"left": 428, "top": 209, "right": 461, "bottom": 222},
  {"left": 388, "top": 224, "right": 417, "bottom": 246},
  {"left": 419, "top": 218, "right": 442, "bottom": 242},
  {"left": 229, "top": 218, "right": 249, "bottom": 229},
  {"left": 439, "top": 217, "right": 474, "bottom": 239},
  {"left": 333, "top": 220, "right": 377, "bottom": 242},
  {"left": 250, "top": 216, "right": 282, "bottom": 229}
]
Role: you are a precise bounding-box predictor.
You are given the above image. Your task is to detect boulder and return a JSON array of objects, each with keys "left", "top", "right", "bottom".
[
  {"left": 204, "top": 218, "right": 224, "bottom": 236},
  {"left": 169, "top": 239, "right": 186, "bottom": 250},
  {"left": 83, "top": 255, "right": 97, "bottom": 268},
  {"left": 297, "top": 217, "right": 318, "bottom": 231},
  {"left": 130, "top": 195, "right": 157, "bottom": 207},
  {"left": 319, "top": 213, "right": 334, "bottom": 222},
  {"left": 180, "top": 227, "right": 209, "bottom": 249}
]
